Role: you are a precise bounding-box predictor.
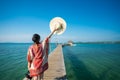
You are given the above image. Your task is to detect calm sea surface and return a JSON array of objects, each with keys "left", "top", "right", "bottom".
[
  {"left": 0, "top": 43, "right": 56, "bottom": 80},
  {"left": 63, "top": 44, "right": 120, "bottom": 80},
  {"left": 0, "top": 43, "right": 120, "bottom": 80}
]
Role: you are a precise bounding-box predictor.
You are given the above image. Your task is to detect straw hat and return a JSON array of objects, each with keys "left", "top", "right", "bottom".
[{"left": 50, "top": 17, "right": 67, "bottom": 35}]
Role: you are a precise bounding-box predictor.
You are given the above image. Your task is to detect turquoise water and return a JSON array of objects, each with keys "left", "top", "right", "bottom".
[
  {"left": 0, "top": 43, "right": 56, "bottom": 80},
  {"left": 0, "top": 43, "right": 120, "bottom": 80},
  {"left": 63, "top": 44, "right": 120, "bottom": 80}
]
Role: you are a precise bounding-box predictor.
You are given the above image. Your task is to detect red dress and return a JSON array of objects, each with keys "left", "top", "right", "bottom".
[{"left": 27, "top": 38, "right": 49, "bottom": 77}]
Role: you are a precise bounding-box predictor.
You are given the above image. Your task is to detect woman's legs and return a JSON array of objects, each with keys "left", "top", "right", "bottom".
[
  {"left": 33, "top": 73, "right": 44, "bottom": 80},
  {"left": 33, "top": 76, "right": 38, "bottom": 80},
  {"left": 38, "top": 73, "right": 44, "bottom": 80}
]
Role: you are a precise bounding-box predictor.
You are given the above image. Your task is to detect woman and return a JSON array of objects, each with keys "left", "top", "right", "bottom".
[{"left": 27, "top": 29, "right": 57, "bottom": 80}]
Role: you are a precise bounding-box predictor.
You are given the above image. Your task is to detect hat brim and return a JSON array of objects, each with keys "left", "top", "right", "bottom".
[{"left": 50, "top": 17, "right": 67, "bottom": 35}]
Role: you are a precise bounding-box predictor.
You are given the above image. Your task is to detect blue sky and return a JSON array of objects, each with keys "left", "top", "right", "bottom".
[{"left": 0, "top": 0, "right": 120, "bottom": 43}]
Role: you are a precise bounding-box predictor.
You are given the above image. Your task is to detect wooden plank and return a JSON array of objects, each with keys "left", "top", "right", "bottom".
[
  {"left": 23, "top": 45, "right": 67, "bottom": 80},
  {"left": 44, "top": 45, "right": 67, "bottom": 80}
]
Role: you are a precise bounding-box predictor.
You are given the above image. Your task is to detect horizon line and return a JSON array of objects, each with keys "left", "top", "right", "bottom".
[{"left": 0, "top": 40, "right": 120, "bottom": 43}]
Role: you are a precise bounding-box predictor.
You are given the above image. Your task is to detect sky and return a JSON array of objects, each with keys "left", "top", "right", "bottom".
[{"left": 0, "top": 0, "right": 120, "bottom": 43}]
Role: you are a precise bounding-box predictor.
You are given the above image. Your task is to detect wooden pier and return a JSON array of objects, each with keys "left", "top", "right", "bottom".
[
  {"left": 23, "top": 45, "right": 67, "bottom": 80},
  {"left": 44, "top": 45, "right": 67, "bottom": 80}
]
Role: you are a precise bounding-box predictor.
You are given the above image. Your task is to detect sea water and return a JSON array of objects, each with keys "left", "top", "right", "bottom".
[
  {"left": 0, "top": 43, "right": 56, "bottom": 80},
  {"left": 63, "top": 44, "right": 120, "bottom": 80},
  {"left": 0, "top": 43, "right": 120, "bottom": 80}
]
